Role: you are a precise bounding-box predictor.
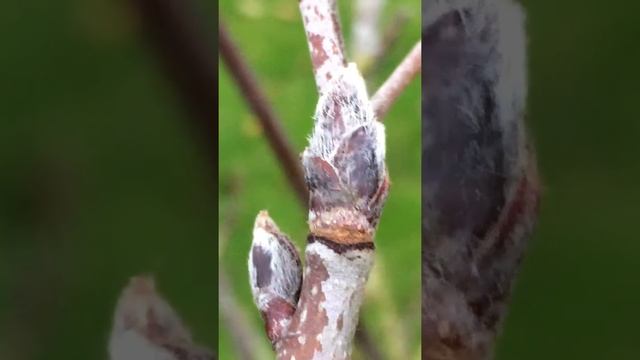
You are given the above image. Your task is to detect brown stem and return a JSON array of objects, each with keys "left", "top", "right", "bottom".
[
  {"left": 250, "top": 64, "right": 390, "bottom": 359},
  {"left": 219, "top": 22, "right": 308, "bottom": 205},
  {"left": 371, "top": 41, "right": 422, "bottom": 120}
]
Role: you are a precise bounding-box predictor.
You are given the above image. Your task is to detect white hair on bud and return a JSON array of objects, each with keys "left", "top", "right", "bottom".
[
  {"left": 305, "top": 63, "right": 383, "bottom": 162},
  {"left": 424, "top": 0, "right": 528, "bottom": 171},
  {"left": 248, "top": 212, "right": 302, "bottom": 310}
]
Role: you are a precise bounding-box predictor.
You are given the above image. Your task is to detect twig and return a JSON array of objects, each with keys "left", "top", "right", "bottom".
[
  {"left": 299, "top": 0, "right": 347, "bottom": 94},
  {"left": 219, "top": 22, "right": 308, "bottom": 204},
  {"left": 219, "top": 15, "right": 385, "bottom": 357},
  {"left": 371, "top": 41, "right": 421, "bottom": 120},
  {"left": 129, "top": 0, "right": 216, "bottom": 171},
  {"left": 249, "top": 65, "right": 390, "bottom": 359}
]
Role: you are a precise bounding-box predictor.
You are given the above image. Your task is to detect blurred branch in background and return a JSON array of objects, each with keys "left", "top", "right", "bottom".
[
  {"left": 218, "top": 22, "right": 308, "bottom": 205},
  {"left": 371, "top": 41, "right": 421, "bottom": 120},
  {"left": 128, "top": 0, "right": 216, "bottom": 172},
  {"left": 0, "top": 157, "right": 72, "bottom": 360}
]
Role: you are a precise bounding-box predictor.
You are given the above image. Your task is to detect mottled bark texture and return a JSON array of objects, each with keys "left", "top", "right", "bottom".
[
  {"left": 422, "top": 1, "right": 539, "bottom": 359},
  {"left": 249, "top": 64, "right": 389, "bottom": 359},
  {"left": 299, "top": 0, "right": 347, "bottom": 94},
  {"left": 109, "top": 276, "right": 215, "bottom": 360}
]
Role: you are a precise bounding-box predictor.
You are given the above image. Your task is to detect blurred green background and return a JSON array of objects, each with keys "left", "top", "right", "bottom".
[
  {"left": 0, "top": 0, "right": 217, "bottom": 359},
  {"left": 1, "top": 0, "right": 639, "bottom": 359},
  {"left": 496, "top": 1, "right": 640, "bottom": 359},
  {"left": 219, "top": 0, "right": 422, "bottom": 359}
]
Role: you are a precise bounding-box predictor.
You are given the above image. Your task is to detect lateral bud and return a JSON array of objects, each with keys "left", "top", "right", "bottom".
[
  {"left": 109, "top": 275, "right": 214, "bottom": 360},
  {"left": 248, "top": 211, "right": 303, "bottom": 346}
]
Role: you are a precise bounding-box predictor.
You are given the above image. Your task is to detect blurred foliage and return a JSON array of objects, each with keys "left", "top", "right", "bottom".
[
  {"left": 496, "top": 1, "right": 640, "bottom": 359},
  {"left": 0, "top": 0, "right": 217, "bottom": 359},
  {"left": 219, "top": 0, "right": 422, "bottom": 358}
]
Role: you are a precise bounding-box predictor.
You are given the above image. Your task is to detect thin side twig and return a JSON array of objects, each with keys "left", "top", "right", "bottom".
[
  {"left": 219, "top": 22, "right": 308, "bottom": 205},
  {"left": 129, "top": 0, "right": 217, "bottom": 171},
  {"left": 371, "top": 41, "right": 422, "bottom": 120}
]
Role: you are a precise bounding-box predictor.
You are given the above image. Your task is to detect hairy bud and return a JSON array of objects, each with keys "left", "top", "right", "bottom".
[
  {"left": 109, "top": 276, "right": 214, "bottom": 360},
  {"left": 303, "top": 63, "right": 389, "bottom": 242},
  {"left": 422, "top": 0, "right": 539, "bottom": 358},
  {"left": 248, "top": 211, "right": 302, "bottom": 346}
]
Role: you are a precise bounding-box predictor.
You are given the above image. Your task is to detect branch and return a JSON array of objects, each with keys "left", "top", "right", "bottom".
[
  {"left": 371, "top": 41, "right": 422, "bottom": 120},
  {"left": 109, "top": 276, "right": 215, "bottom": 360},
  {"left": 299, "top": 0, "right": 347, "bottom": 94},
  {"left": 219, "top": 22, "right": 308, "bottom": 205},
  {"left": 422, "top": 1, "right": 538, "bottom": 359},
  {"left": 129, "top": 0, "right": 216, "bottom": 172},
  {"left": 249, "top": 65, "right": 389, "bottom": 359}
]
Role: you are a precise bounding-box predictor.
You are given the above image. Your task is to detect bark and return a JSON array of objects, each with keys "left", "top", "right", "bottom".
[
  {"left": 249, "top": 65, "right": 389, "bottom": 359},
  {"left": 299, "top": 0, "right": 347, "bottom": 94}
]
